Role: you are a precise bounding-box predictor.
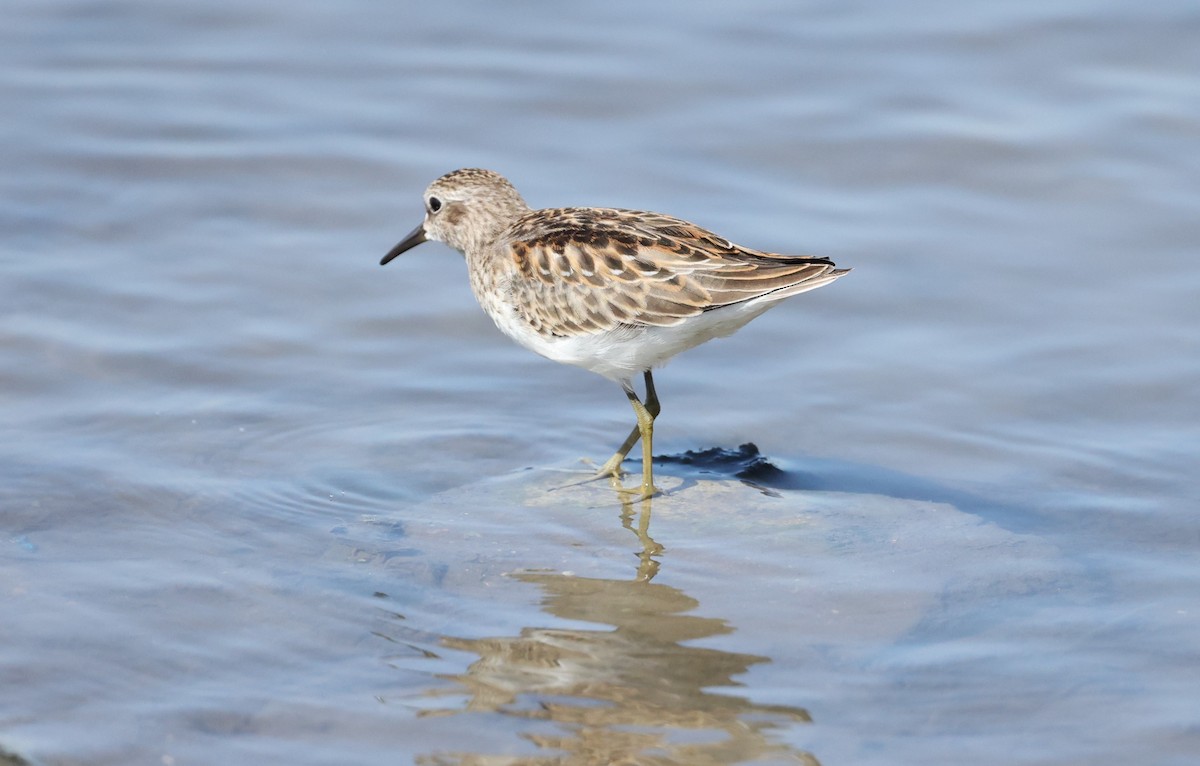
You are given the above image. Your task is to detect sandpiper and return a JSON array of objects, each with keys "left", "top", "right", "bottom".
[{"left": 381, "top": 168, "right": 848, "bottom": 498}]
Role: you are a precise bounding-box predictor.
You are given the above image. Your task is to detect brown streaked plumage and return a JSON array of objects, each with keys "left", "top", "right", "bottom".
[
  {"left": 381, "top": 168, "right": 849, "bottom": 498},
  {"left": 503, "top": 207, "right": 843, "bottom": 341}
]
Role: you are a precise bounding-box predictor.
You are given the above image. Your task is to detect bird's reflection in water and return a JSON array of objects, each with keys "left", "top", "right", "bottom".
[
  {"left": 619, "top": 491, "right": 662, "bottom": 582},
  {"left": 416, "top": 496, "right": 819, "bottom": 765}
]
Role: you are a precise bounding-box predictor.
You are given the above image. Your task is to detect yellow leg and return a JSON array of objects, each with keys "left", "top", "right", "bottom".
[
  {"left": 628, "top": 384, "right": 658, "bottom": 498},
  {"left": 596, "top": 371, "right": 660, "bottom": 498}
]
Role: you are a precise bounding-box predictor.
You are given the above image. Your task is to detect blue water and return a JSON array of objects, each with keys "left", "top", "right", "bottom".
[{"left": 2, "top": 1, "right": 1198, "bottom": 764}]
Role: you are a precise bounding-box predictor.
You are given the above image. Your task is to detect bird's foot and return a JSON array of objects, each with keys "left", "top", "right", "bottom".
[
  {"left": 548, "top": 458, "right": 625, "bottom": 492},
  {"left": 616, "top": 482, "right": 661, "bottom": 502}
]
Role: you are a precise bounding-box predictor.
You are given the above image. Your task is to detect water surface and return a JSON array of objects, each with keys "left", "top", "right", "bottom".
[{"left": 2, "top": 1, "right": 1198, "bottom": 764}]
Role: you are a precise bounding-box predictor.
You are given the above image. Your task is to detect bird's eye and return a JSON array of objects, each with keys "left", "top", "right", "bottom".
[{"left": 427, "top": 196, "right": 442, "bottom": 213}]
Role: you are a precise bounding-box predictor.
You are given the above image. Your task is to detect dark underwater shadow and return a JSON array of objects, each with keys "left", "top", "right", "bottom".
[{"left": 654, "top": 443, "right": 1038, "bottom": 533}]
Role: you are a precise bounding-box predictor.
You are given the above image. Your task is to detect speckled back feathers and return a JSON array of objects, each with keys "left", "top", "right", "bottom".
[{"left": 501, "top": 206, "right": 844, "bottom": 339}]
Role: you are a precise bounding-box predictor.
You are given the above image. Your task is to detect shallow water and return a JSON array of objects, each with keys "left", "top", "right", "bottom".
[{"left": 2, "top": 1, "right": 1199, "bottom": 764}]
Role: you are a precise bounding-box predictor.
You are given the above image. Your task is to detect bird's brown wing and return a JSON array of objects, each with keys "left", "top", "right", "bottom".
[{"left": 503, "top": 207, "right": 843, "bottom": 338}]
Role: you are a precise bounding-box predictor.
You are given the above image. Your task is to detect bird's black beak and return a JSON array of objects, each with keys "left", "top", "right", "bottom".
[{"left": 380, "top": 223, "right": 427, "bottom": 265}]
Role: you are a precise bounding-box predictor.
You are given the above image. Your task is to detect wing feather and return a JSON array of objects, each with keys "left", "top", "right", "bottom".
[{"left": 503, "top": 208, "right": 844, "bottom": 338}]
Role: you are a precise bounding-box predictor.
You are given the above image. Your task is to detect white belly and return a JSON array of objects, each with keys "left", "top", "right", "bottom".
[{"left": 483, "top": 298, "right": 777, "bottom": 382}]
